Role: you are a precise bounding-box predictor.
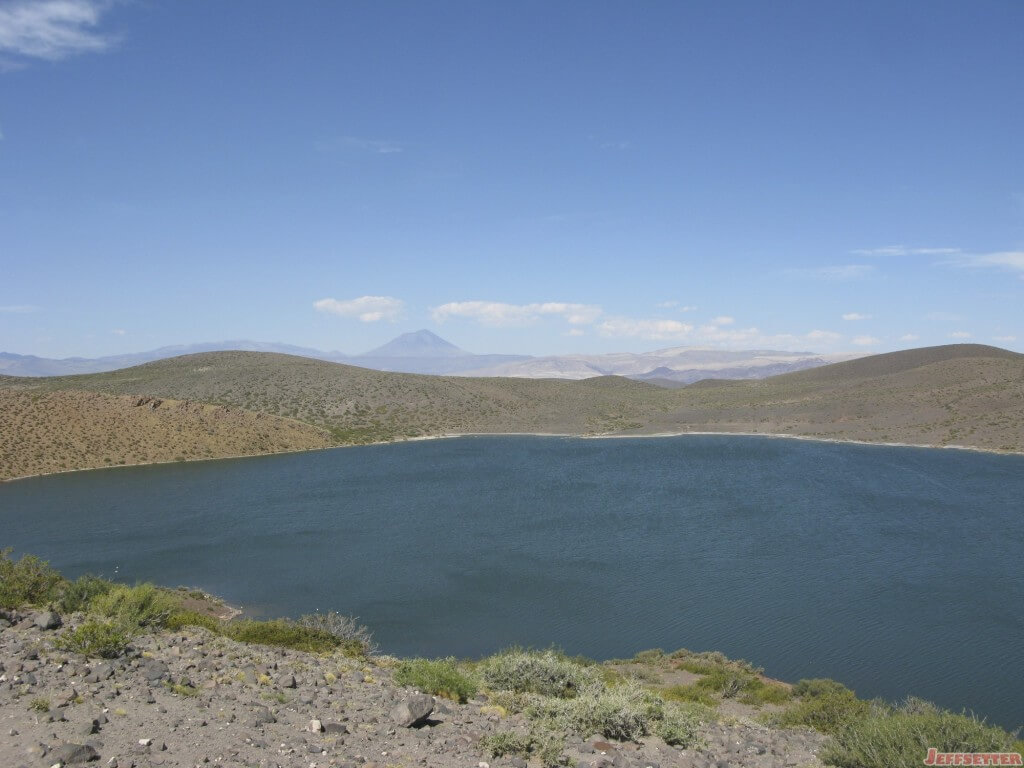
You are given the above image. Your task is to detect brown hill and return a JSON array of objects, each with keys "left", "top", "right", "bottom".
[
  {"left": 0, "top": 389, "right": 331, "bottom": 481},
  {"left": 1, "top": 344, "right": 1022, "bottom": 479}
]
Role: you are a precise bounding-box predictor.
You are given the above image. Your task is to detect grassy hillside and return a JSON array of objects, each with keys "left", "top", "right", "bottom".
[
  {"left": 0, "top": 351, "right": 670, "bottom": 444},
  {"left": 661, "top": 345, "right": 1024, "bottom": 451},
  {"left": 0, "top": 389, "right": 331, "bottom": 480},
  {"left": 1, "top": 344, "right": 1022, "bottom": 479}
]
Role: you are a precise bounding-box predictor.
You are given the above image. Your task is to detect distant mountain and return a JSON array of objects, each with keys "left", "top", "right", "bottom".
[
  {"left": 0, "top": 341, "right": 336, "bottom": 377},
  {"left": 362, "top": 329, "right": 469, "bottom": 358},
  {"left": 457, "top": 348, "right": 860, "bottom": 383},
  {"left": 0, "top": 333, "right": 858, "bottom": 382}
]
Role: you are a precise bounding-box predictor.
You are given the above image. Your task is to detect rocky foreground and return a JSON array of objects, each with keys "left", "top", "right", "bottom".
[{"left": 0, "top": 609, "right": 826, "bottom": 768}]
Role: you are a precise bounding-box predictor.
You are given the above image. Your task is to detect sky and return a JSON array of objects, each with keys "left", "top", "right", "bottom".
[{"left": 1, "top": 0, "right": 1022, "bottom": 359}]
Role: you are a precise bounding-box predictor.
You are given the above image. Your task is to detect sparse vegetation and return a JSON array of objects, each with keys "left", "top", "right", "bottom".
[
  {"left": 222, "top": 619, "right": 340, "bottom": 654},
  {"left": 54, "top": 619, "right": 134, "bottom": 658},
  {"left": 479, "top": 649, "right": 597, "bottom": 698},
  {"left": 393, "top": 657, "right": 478, "bottom": 703},
  {"left": 89, "top": 583, "right": 179, "bottom": 629},
  {"left": 822, "top": 700, "right": 1023, "bottom": 768},
  {"left": 297, "top": 611, "right": 375, "bottom": 657},
  {"left": 0, "top": 549, "right": 64, "bottom": 608}
]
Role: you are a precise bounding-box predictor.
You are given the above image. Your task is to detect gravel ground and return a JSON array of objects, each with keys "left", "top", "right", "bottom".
[{"left": 0, "top": 610, "right": 826, "bottom": 768}]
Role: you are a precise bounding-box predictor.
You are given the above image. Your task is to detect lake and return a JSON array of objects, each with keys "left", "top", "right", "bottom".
[{"left": 1, "top": 435, "right": 1021, "bottom": 729}]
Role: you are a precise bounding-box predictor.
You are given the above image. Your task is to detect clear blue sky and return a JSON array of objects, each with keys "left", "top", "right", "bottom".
[{"left": 1, "top": 0, "right": 1022, "bottom": 358}]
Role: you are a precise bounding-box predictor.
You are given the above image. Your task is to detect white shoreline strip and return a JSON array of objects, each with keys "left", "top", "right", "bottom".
[{"left": 4, "top": 430, "right": 1020, "bottom": 484}]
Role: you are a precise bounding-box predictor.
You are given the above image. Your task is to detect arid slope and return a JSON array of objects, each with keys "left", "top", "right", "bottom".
[
  {"left": 1, "top": 344, "right": 1022, "bottom": 480},
  {"left": 0, "top": 389, "right": 331, "bottom": 480}
]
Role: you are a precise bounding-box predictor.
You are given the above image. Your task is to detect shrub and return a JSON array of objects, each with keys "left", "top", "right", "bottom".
[
  {"left": 772, "top": 688, "right": 871, "bottom": 734},
  {"left": 480, "top": 649, "right": 597, "bottom": 698},
  {"left": 823, "top": 708, "right": 1020, "bottom": 768},
  {"left": 739, "top": 678, "right": 794, "bottom": 705},
  {"left": 54, "top": 620, "right": 133, "bottom": 658},
  {"left": 481, "top": 729, "right": 565, "bottom": 767},
  {"left": 89, "top": 583, "right": 180, "bottom": 629},
  {"left": 29, "top": 697, "right": 51, "bottom": 713},
  {"left": 393, "top": 657, "right": 478, "bottom": 703},
  {"left": 224, "top": 619, "right": 339, "bottom": 654},
  {"left": 57, "top": 574, "right": 114, "bottom": 614},
  {"left": 164, "top": 609, "right": 222, "bottom": 633},
  {"left": 297, "top": 611, "right": 375, "bottom": 657},
  {"left": 481, "top": 730, "right": 533, "bottom": 758},
  {"left": 792, "top": 678, "right": 854, "bottom": 699},
  {"left": 0, "top": 549, "right": 65, "bottom": 609},
  {"left": 654, "top": 702, "right": 704, "bottom": 746},
  {"left": 525, "top": 680, "right": 665, "bottom": 742},
  {"left": 661, "top": 683, "right": 717, "bottom": 707}
]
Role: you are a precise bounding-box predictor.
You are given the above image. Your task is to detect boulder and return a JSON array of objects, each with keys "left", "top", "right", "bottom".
[
  {"left": 389, "top": 694, "right": 434, "bottom": 727},
  {"left": 34, "top": 611, "right": 62, "bottom": 630},
  {"left": 50, "top": 742, "right": 99, "bottom": 764}
]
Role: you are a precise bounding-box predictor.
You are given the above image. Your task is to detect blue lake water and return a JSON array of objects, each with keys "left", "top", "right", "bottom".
[{"left": 1, "top": 435, "right": 1022, "bottom": 729}]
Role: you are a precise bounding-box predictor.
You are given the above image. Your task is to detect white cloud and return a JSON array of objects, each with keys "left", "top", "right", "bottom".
[
  {"left": 710, "top": 315, "right": 735, "bottom": 326},
  {"left": 852, "top": 336, "right": 880, "bottom": 346},
  {"left": 0, "top": 304, "right": 39, "bottom": 313},
  {"left": 566, "top": 328, "right": 585, "bottom": 337},
  {"left": 656, "top": 301, "right": 697, "bottom": 312},
  {"left": 900, "top": 334, "right": 920, "bottom": 342},
  {"left": 598, "top": 317, "right": 694, "bottom": 340},
  {"left": 842, "top": 312, "right": 871, "bottom": 321},
  {"left": 314, "top": 295, "right": 404, "bottom": 323},
  {"left": 949, "top": 331, "right": 972, "bottom": 339},
  {"left": 958, "top": 251, "right": 1024, "bottom": 275},
  {"left": 0, "top": 0, "right": 116, "bottom": 62},
  {"left": 432, "top": 301, "right": 602, "bottom": 327},
  {"left": 315, "top": 135, "right": 404, "bottom": 155},
  {"left": 852, "top": 245, "right": 961, "bottom": 257},
  {"left": 807, "top": 330, "right": 841, "bottom": 341},
  {"left": 787, "top": 264, "right": 874, "bottom": 281},
  {"left": 111, "top": 328, "right": 125, "bottom": 336},
  {"left": 993, "top": 335, "right": 1016, "bottom": 343}
]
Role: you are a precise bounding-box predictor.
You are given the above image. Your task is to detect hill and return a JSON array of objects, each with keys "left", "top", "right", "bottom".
[
  {"left": 660, "top": 344, "right": 1024, "bottom": 451},
  {"left": 0, "top": 389, "right": 331, "bottom": 480},
  {"left": 1, "top": 344, "right": 1022, "bottom": 480}
]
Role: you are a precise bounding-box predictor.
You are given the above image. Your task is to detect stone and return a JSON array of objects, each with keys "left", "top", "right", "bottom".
[
  {"left": 390, "top": 694, "right": 434, "bottom": 727},
  {"left": 323, "top": 722, "right": 349, "bottom": 735},
  {"left": 277, "top": 673, "right": 297, "bottom": 688},
  {"left": 140, "top": 660, "right": 168, "bottom": 682},
  {"left": 309, "top": 718, "right": 324, "bottom": 732},
  {"left": 50, "top": 742, "right": 99, "bottom": 764},
  {"left": 251, "top": 706, "right": 276, "bottom": 725},
  {"left": 34, "top": 611, "right": 63, "bottom": 630}
]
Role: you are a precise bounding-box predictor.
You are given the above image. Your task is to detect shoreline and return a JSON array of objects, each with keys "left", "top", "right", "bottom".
[{"left": 3, "top": 428, "right": 1021, "bottom": 484}]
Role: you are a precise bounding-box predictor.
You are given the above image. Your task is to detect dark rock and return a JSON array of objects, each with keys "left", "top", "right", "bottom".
[
  {"left": 323, "top": 722, "right": 349, "bottom": 735},
  {"left": 141, "top": 659, "right": 169, "bottom": 682},
  {"left": 50, "top": 742, "right": 100, "bottom": 764},
  {"left": 390, "top": 694, "right": 434, "bottom": 727},
  {"left": 34, "top": 611, "right": 63, "bottom": 630},
  {"left": 277, "top": 673, "right": 297, "bottom": 688},
  {"left": 251, "top": 706, "right": 276, "bottom": 725}
]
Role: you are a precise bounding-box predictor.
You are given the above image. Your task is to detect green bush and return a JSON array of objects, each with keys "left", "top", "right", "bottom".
[
  {"left": 0, "top": 549, "right": 65, "bottom": 609},
  {"left": 793, "top": 678, "right": 854, "bottom": 699},
  {"left": 393, "top": 657, "right": 478, "bottom": 703},
  {"left": 54, "top": 620, "right": 133, "bottom": 658},
  {"left": 224, "top": 619, "right": 339, "bottom": 654},
  {"left": 823, "top": 708, "right": 1020, "bottom": 768},
  {"left": 481, "top": 730, "right": 533, "bottom": 758},
  {"left": 480, "top": 649, "right": 597, "bottom": 698},
  {"left": 480, "top": 729, "right": 564, "bottom": 768},
  {"left": 773, "top": 688, "right": 871, "bottom": 734},
  {"left": 89, "top": 583, "right": 180, "bottom": 629},
  {"left": 164, "top": 609, "right": 222, "bottom": 633},
  {"left": 739, "top": 678, "right": 794, "bottom": 705},
  {"left": 661, "top": 683, "right": 718, "bottom": 707},
  {"left": 297, "top": 611, "right": 375, "bottom": 657},
  {"left": 57, "top": 574, "right": 115, "bottom": 614}
]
